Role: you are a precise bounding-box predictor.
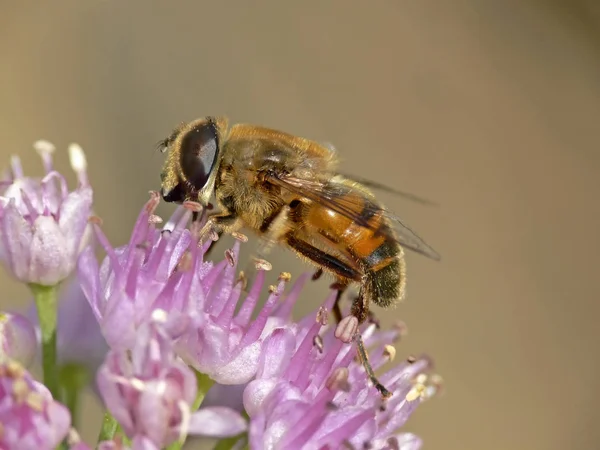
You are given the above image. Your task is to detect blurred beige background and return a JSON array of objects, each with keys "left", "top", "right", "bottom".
[{"left": 2, "top": 1, "right": 600, "bottom": 449}]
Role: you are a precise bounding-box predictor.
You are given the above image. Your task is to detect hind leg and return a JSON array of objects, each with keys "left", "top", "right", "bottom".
[
  {"left": 330, "top": 280, "right": 349, "bottom": 324},
  {"left": 350, "top": 280, "right": 370, "bottom": 325},
  {"left": 349, "top": 278, "right": 392, "bottom": 398}
]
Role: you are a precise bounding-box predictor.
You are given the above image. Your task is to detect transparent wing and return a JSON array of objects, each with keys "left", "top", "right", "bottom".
[
  {"left": 339, "top": 172, "right": 438, "bottom": 206},
  {"left": 263, "top": 171, "right": 441, "bottom": 261}
]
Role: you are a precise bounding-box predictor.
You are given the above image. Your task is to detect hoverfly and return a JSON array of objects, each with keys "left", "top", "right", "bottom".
[{"left": 158, "top": 117, "right": 440, "bottom": 397}]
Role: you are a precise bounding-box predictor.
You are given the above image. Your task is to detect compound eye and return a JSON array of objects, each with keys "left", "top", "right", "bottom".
[{"left": 179, "top": 121, "right": 219, "bottom": 190}]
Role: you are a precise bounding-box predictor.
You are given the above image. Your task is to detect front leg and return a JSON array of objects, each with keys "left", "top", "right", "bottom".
[{"left": 197, "top": 212, "right": 241, "bottom": 244}]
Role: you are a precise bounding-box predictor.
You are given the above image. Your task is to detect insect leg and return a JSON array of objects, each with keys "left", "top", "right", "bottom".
[
  {"left": 285, "top": 234, "right": 391, "bottom": 398},
  {"left": 351, "top": 284, "right": 370, "bottom": 325},
  {"left": 285, "top": 235, "right": 362, "bottom": 282},
  {"left": 329, "top": 282, "right": 348, "bottom": 324},
  {"left": 191, "top": 210, "right": 224, "bottom": 257},
  {"left": 197, "top": 212, "right": 240, "bottom": 244},
  {"left": 352, "top": 282, "right": 393, "bottom": 398},
  {"left": 355, "top": 331, "right": 392, "bottom": 398}
]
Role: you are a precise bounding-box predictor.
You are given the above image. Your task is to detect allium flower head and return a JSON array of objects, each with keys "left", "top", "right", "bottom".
[
  {"left": 243, "top": 293, "right": 440, "bottom": 450},
  {"left": 0, "top": 360, "right": 71, "bottom": 450},
  {"left": 0, "top": 141, "right": 92, "bottom": 285},
  {"left": 79, "top": 196, "right": 305, "bottom": 385},
  {"left": 174, "top": 252, "right": 304, "bottom": 385},
  {"left": 0, "top": 312, "right": 37, "bottom": 367},
  {"left": 96, "top": 311, "right": 246, "bottom": 450},
  {"left": 78, "top": 193, "right": 199, "bottom": 349}
]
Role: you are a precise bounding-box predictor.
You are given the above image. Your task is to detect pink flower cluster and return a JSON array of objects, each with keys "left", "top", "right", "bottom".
[{"left": 0, "top": 141, "right": 440, "bottom": 450}]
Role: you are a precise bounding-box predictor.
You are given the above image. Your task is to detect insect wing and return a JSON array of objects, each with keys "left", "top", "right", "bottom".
[{"left": 265, "top": 171, "right": 441, "bottom": 261}]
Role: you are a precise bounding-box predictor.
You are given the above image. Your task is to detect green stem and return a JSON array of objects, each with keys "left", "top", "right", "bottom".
[
  {"left": 64, "top": 385, "right": 79, "bottom": 426},
  {"left": 193, "top": 370, "right": 215, "bottom": 411},
  {"left": 59, "top": 363, "right": 89, "bottom": 429},
  {"left": 30, "top": 283, "right": 60, "bottom": 400},
  {"left": 97, "top": 411, "right": 118, "bottom": 443},
  {"left": 213, "top": 434, "right": 246, "bottom": 450}
]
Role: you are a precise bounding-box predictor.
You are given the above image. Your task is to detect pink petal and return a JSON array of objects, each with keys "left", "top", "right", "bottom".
[
  {"left": 210, "top": 340, "right": 262, "bottom": 384},
  {"left": 188, "top": 406, "right": 247, "bottom": 438},
  {"left": 96, "top": 362, "right": 135, "bottom": 432},
  {"left": 136, "top": 385, "right": 169, "bottom": 445},
  {"left": 0, "top": 199, "right": 33, "bottom": 279},
  {"left": 77, "top": 246, "right": 103, "bottom": 322},
  {"left": 255, "top": 327, "right": 295, "bottom": 379},
  {"left": 0, "top": 312, "right": 37, "bottom": 367},
  {"left": 58, "top": 187, "right": 93, "bottom": 259},
  {"left": 132, "top": 435, "right": 159, "bottom": 450},
  {"left": 248, "top": 414, "right": 267, "bottom": 450},
  {"left": 29, "top": 216, "right": 70, "bottom": 284},
  {"left": 100, "top": 289, "right": 136, "bottom": 350},
  {"left": 44, "top": 401, "right": 72, "bottom": 447},
  {"left": 243, "top": 380, "right": 303, "bottom": 418},
  {"left": 243, "top": 379, "right": 278, "bottom": 417}
]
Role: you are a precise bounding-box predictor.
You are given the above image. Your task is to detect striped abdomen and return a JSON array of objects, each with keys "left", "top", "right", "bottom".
[{"left": 303, "top": 185, "right": 406, "bottom": 309}]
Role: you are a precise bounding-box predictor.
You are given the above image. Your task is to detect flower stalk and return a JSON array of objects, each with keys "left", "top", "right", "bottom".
[
  {"left": 30, "top": 282, "right": 60, "bottom": 401},
  {"left": 98, "top": 411, "right": 119, "bottom": 443},
  {"left": 193, "top": 370, "right": 215, "bottom": 411},
  {"left": 59, "top": 362, "right": 89, "bottom": 428}
]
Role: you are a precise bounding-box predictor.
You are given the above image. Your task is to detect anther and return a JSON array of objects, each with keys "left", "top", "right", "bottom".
[
  {"left": 335, "top": 316, "right": 359, "bottom": 344},
  {"left": 182, "top": 200, "right": 203, "bottom": 212},
  {"left": 278, "top": 272, "right": 292, "bottom": 282},
  {"left": 148, "top": 214, "right": 163, "bottom": 224},
  {"left": 176, "top": 251, "right": 192, "bottom": 272},
  {"left": 383, "top": 437, "right": 400, "bottom": 450},
  {"left": 12, "top": 378, "right": 29, "bottom": 403},
  {"left": 88, "top": 215, "right": 103, "bottom": 226},
  {"left": 34, "top": 140, "right": 56, "bottom": 156},
  {"left": 316, "top": 306, "right": 329, "bottom": 326},
  {"left": 68, "top": 143, "right": 89, "bottom": 185},
  {"left": 145, "top": 191, "right": 161, "bottom": 213},
  {"left": 237, "top": 271, "right": 248, "bottom": 291},
  {"left": 225, "top": 249, "right": 236, "bottom": 267},
  {"left": 326, "top": 367, "right": 350, "bottom": 392},
  {"left": 326, "top": 401, "right": 339, "bottom": 411},
  {"left": 25, "top": 392, "right": 44, "bottom": 411},
  {"left": 231, "top": 231, "right": 248, "bottom": 242},
  {"left": 313, "top": 334, "right": 324, "bottom": 353},
  {"left": 393, "top": 320, "right": 409, "bottom": 338},
  {"left": 342, "top": 440, "right": 357, "bottom": 450},
  {"left": 312, "top": 268, "right": 323, "bottom": 281},
  {"left": 415, "top": 373, "right": 428, "bottom": 385},
  {"left": 6, "top": 360, "right": 25, "bottom": 378},
  {"left": 254, "top": 258, "right": 272, "bottom": 271},
  {"left": 383, "top": 345, "right": 396, "bottom": 362},
  {"left": 405, "top": 383, "right": 426, "bottom": 402},
  {"left": 135, "top": 241, "right": 150, "bottom": 251}
]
